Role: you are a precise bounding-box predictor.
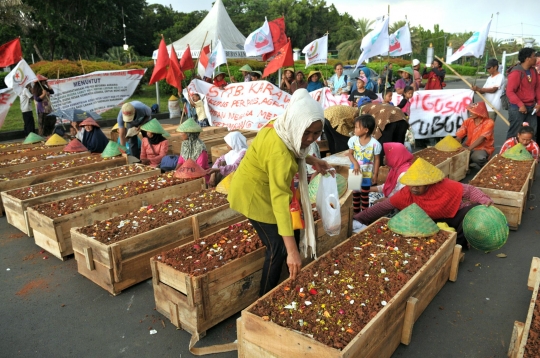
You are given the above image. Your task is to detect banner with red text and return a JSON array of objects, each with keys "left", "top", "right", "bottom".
[
  {"left": 0, "top": 88, "right": 18, "bottom": 130},
  {"left": 393, "top": 89, "right": 473, "bottom": 139},
  {"left": 47, "top": 69, "right": 146, "bottom": 114},
  {"left": 184, "top": 80, "right": 352, "bottom": 130}
]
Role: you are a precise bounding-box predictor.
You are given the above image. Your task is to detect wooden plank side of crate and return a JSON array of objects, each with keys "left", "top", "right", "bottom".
[
  {"left": 448, "top": 149, "right": 469, "bottom": 182},
  {"left": 2, "top": 166, "right": 160, "bottom": 236},
  {"left": 0, "top": 145, "right": 65, "bottom": 161},
  {"left": 494, "top": 204, "right": 521, "bottom": 230},
  {"left": 0, "top": 151, "right": 89, "bottom": 175},
  {"left": 28, "top": 178, "right": 206, "bottom": 259},
  {"left": 517, "top": 259, "right": 540, "bottom": 357},
  {"left": 0, "top": 142, "right": 46, "bottom": 153}
]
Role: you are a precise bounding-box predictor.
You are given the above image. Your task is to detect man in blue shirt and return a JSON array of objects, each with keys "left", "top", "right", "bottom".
[{"left": 116, "top": 101, "right": 151, "bottom": 159}]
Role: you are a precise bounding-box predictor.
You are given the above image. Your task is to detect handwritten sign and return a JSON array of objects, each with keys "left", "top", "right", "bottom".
[{"left": 393, "top": 89, "right": 473, "bottom": 139}]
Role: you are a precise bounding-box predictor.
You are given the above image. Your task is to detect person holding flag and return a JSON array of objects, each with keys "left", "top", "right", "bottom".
[{"left": 32, "top": 74, "right": 55, "bottom": 136}]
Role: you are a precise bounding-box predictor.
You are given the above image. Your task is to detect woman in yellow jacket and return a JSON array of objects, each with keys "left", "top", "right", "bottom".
[{"left": 228, "top": 89, "right": 333, "bottom": 296}]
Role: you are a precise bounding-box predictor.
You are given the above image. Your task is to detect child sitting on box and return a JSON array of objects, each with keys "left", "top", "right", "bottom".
[{"left": 500, "top": 123, "right": 539, "bottom": 162}]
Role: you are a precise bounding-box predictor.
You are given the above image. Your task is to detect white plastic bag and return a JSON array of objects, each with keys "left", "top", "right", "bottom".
[{"left": 315, "top": 173, "right": 341, "bottom": 236}]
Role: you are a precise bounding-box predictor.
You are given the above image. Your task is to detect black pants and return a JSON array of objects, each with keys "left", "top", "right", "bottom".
[
  {"left": 22, "top": 111, "right": 35, "bottom": 136},
  {"left": 38, "top": 113, "right": 56, "bottom": 136},
  {"left": 249, "top": 219, "right": 300, "bottom": 297},
  {"left": 439, "top": 203, "right": 479, "bottom": 248},
  {"left": 323, "top": 119, "right": 350, "bottom": 154},
  {"left": 126, "top": 124, "right": 147, "bottom": 160},
  {"left": 377, "top": 120, "right": 409, "bottom": 164}
]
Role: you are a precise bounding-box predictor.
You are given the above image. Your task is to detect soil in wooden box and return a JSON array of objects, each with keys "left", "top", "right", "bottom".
[
  {"left": 154, "top": 221, "right": 263, "bottom": 275},
  {"left": 469, "top": 156, "right": 532, "bottom": 192},
  {"left": 77, "top": 190, "right": 229, "bottom": 244},
  {"left": 414, "top": 148, "right": 460, "bottom": 166},
  {"left": 524, "top": 289, "right": 540, "bottom": 358},
  {"left": 249, "top": 220, "right": 452, "bottom": 350},
  {"left": 32, "top": 172, "right": 194, "bottom": 219},
  {"left": 0, "top": 151, "right": 80, "bottom": 168},
  {"left": 0, "top": 155, "right": 115, "bottom": 181},
  {"left": 6, "top": 164, "right": 154, "bottom": 200},
  {"left": 1, "top": 145, "right": 50, "bottom": 155}
]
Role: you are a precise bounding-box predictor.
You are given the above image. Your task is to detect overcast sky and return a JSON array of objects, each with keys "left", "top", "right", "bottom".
[{"left": 148, "top": 0, "right": 539, "bottom": 42}]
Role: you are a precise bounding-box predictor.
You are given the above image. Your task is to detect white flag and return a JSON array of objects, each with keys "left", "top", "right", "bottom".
[
  {"left": 0, "top": 88, "right": 18, "bottom": 129},
  {"left": 448, "top": 19, "right": 492, "bottom": 63},
  {"left": 4, "top": 59, "right": 37, "bottom": 95},
  {"left": 355, "top": 16, "right": 390, "bottom": 70},
  {"left": 389, "top": 23, "right": 412, "bottom": 57},
  {"left": 244, "top": 18, "right": 274, "bottom": 57},
  {"left": 302, "top": 35, "right": 328, "bottom": 68},
  {"left": 205, "top": 39, "right": 227, "bottom": 78}
]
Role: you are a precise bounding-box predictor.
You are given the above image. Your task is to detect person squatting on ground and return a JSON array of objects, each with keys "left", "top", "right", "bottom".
[
  {"left": 499, "top": 123, "right": 539, "bottom": 162},
  {"left": 455, "top": 102, "right": 495, "bottom": 168}
]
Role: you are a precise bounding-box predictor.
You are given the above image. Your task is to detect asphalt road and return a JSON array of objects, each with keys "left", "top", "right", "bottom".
[{"left": 1, "top": 79, "right": 539, "bottom": 358}]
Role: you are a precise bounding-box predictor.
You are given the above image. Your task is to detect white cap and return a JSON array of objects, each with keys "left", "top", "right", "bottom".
[
  {"left": 412, "top": 59, "right": 420, "bottom": 66},
  {"left": 121, "top": 103, "right": 135, "bottom": 123}
]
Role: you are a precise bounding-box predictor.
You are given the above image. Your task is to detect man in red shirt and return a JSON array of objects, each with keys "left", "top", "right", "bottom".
[
  {"left": 455, "top": 102, "right": 495, "bottom": 168},
  {"left": 422, "top": 59, "right": 446, "bottom": 90},
  {"left": 506, "top": 48, "right": 540, "bottom": 139}
]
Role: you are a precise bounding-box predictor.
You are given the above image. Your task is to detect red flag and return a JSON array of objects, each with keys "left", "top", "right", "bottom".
[
  {"left": 262, "top": 40, "right": 294, "bottom": 78},
  {"left": 262, "top": 17, "right": 287, "bottom": 61},
  {"left": 0, "top": 38, "right": 23, "bottom": 67},
  {"left": 166, "top": 45, "right": 184, "bottom": 92},
  {"left": 180, "top": 45, "right": 195, "bottom": 71},
  {"left": 197, "top": 45, "right": 211, "bottom": 77},
  {"left": 149, "top": 37, "right": 168, "bottom": 85}
]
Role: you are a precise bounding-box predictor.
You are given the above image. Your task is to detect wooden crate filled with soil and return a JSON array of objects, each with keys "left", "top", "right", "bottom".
[
  {"left": 0, "top": 141, "right": 46, "bottom": 153},
  {"left": 0, "top": 150, "right": 89, "bottom": 175},
  {"left": 0, "top": 155, "right": 127, "bottom": 216},
  {"left": 237, "top": 217, "right": 462, "bottom": 358},
  {"left": 168, "top": 130, "right": 258, "bottom": 157},
  {"left": 27, "top": 173, "right": 206, "bottom": 260},
  {"left": 2, "top": 164, "right": 158, "bottom": 236},
  {"left": 508, "top": 257, "right": 540, "bottom": 358},
  {"left": 413, "top": 148, "right": 469, "bottom": 181},
  {"left": 0, "top": 144, "right": 66, "bottom": 161},
  {"left": 469, "top": 155, "right": 535, "bottom": 230},
  {"left": 71, "top": 190, "right": 243, "bottom": 295}
]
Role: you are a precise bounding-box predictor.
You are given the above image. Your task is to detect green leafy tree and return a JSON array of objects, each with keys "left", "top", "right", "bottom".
[{"left": 336, "top": 17, "right": 374, "bottom": 60}]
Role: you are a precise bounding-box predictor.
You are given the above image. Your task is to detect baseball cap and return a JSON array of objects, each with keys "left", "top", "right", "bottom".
[
  {"left": 355, "top": 75, "right": 368, "bottom": 84},
  {"left": 486, "top": 58, "right": 499, "bottom": 69},
  {"left": 412, "top": 59, "right": 420, "bottom": 66},
  {"left": 121, "top": 103, "right": 135, "bottom": 122}
]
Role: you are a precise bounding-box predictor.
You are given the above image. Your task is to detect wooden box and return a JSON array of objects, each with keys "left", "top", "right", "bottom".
[
  {"left": 508, "top": 257, "right": 540, "bottom": 358},
  {"left": 2, "top": 165, "right": 160, "bottom": 236},
  {"left": 323, "top": 150, "right": 351, "bottom": 179},
  {"left": 0, "top": 155, "right": 127, "bottom": 217},
  {"left": 0, "top": 145, "right": 65, "bottom": 161},
  {"left": 470, "top": 155, "right": 535, "bottom": 230},
  {"left": 413, "top": 148, "right": 451, "bottom": 178},
  {"left": 447, "top": 149, "right": 470, "bottom": 182},
  {"left": 0, "top": 151, "right": 89, "bottom": 175},
  {"left": 151, "top": 219, "right": 263, "bottom": 336},
  {"left": 27, "top": 177, "right": 206, "bottom": 260},
  {"left": 72, "top": 202, "right": 243, "bottom": 295},
  {"left": 0, "top": 141, "right": 46, "bottom": 153},
  {"left": 237, "top": 219, "right": 462, "bottom": 358}
]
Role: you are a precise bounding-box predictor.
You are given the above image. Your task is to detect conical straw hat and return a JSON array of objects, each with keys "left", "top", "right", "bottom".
[
  {"left": 463, "top": 205, "right": 508, "bottom": 251},
  {"left": 79, "top": 117, "right": 100, "bottom": 127},
  {"left": 434, "top": 135, "right": 462, "bottom": 152},
  {"left": 216, "top": 172, "right": 234, "bottom": 194},
  {"left": 501, "top": 143, "right": 534, "bottom": 161},
  {"left": 63, "top": 139, "right": 88, "bottom": 153},
  {"left": 141, "top": 118, "right": 170, "bottom": 137},
  {"left": 399, "top": 158, "right": 445, "bottom": 186},
  {"left": 111, "top": 123, "right": 119, "bottom": 132},
  {"left": 176, "top": 118, "right": 202, "bottom": 133},
  {"left": 169, "top": 95, "right": 178, "bottom": 101},
  {"left": 388, "top": 203, "right": 440, "bottom": 237},
  {"left": 239, "top": 64, "right": 252, "bottom": 72},
  {"left": 173, "top": 159, "right": 206, "bottom": 179},
  {"left": 23, "top": 133, "right": 45, "bottom": 144},
  {"left": 101, "top": 141, "right": 125, "bottom": 158},
  {"left": 45, "top": 134, "right": 68, "bottom": 146}
]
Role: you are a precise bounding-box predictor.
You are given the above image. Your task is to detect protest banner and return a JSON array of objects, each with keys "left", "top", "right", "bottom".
[
  {"left": 0, "top": 88, "right": 18, "bottom": 129},
  {"left": 184, "top": 80, "right": 350, "bottom": 130},
  {"left": 47, "top": 69, "right": 146, "bottom": 114},
  {"left": 393, "top": 88, "right": 473, "bottom": 139}
]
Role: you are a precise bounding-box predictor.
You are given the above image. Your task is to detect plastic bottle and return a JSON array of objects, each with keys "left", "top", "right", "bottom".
[{"left": 348, "top": 163, "right": 363, "bottom": 191}]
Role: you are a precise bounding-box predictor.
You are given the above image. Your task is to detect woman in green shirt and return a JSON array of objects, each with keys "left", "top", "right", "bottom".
[{"left": 228, "top": 89, "right": 333, "bottom": 296}]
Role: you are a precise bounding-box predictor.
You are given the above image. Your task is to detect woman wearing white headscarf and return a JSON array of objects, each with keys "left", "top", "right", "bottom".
[
  {"left": 228, "top": 89, "right": 333, "bottom": 296},
  {"left": 207, "top": 132, "right": 248, "bottom": 185}
]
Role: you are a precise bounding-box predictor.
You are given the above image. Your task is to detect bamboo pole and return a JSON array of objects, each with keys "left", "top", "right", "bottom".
[{"left": 435, "top": 55, "right": 510, "bottom": 126}]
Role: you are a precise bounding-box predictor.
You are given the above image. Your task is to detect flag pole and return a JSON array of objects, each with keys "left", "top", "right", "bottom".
[
  {"left": 435, "top": 55, "right": 509, "bottom": 126},
  {"left": 384, "top": 7, "right": 390, "bottom": 96},
  {"left": 194, "top": 31, "right": 209, "bottom": 78}
]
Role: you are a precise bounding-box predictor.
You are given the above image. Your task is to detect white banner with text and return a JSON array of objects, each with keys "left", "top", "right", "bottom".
[{"left": 0, "top": 88, "right": 18, "bottom": 130}]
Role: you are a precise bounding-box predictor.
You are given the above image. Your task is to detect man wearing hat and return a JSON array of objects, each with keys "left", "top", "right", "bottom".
[
  {"left": 239, "top": 64, "right": 252, "bottom": 82},
  {"left": 472, "top": 59, "right": 506, "bottom": 121},
  {"left": 412, "top": 59, "right": 423, "bottom": 89},
  {"left": 116, "top": 100, "right": 152, "bottom": 159}
]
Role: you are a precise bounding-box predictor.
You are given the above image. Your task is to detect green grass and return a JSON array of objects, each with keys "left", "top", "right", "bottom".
[{"left": 1, "top": 84, "right": 172, "bottom": 132}]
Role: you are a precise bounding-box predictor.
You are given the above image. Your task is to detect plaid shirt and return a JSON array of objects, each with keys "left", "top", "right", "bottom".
[
  {"left": 500, "top": 137, "right": 539, "bottom": 162},
  {"left": 456, "top": 117, "right": 495, "bottom": 156}
]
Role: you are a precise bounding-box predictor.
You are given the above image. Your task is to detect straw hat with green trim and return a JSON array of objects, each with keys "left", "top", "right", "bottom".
[
  {"left": 23, "top": 133, "right": 45, "bottom": 144},
  {"left": 398, "top": 67, "right": 414, "bottom": 77},
  {"left": 463, "top": 205, "right": 509, "bottom": 251},
  {"left": 501, "top": 143, "right": 534, "bottom": 161},
  {"left": 45, "top": 133, "right": 68, "bottom": 146},
  {"left": 434, "top": 135, "right": 462, "bottom": 152},
  {"left": 176, "top": 118, "right": 202, "bottom": 133},
  {"left": 388, "top": 203, "right": 440, "bottom": 237},
  {"left": 399, "top": 158, "right": 445, "bottom": 186},
  {"left": 63, "top": 139, "right": 88, "bottom": 153},
  {"left": 250, "top": 71, "right": 262, "bottom": 78},
  {"left": 101, "top": 141, "right": 125, "bottom": 158},
  {"left": 141, "top": 118, "right": 170, "bottom": 137},
  {"left": 307, "top": 70, "right": 321, "bottom": 81},
  {"left": 240, "top": 64, "right": 252, "bottom": 72},
  {"left": 214, "top": 71, "right": 226, "bottom": 78}
]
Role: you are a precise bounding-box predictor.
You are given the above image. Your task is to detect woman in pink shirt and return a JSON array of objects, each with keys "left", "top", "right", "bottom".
[
  {"left": 175, "top": 118, "right": 209, "bottom": 181},
  {"left": 140, "top": 119, "right": 169, "bottom": 168}
]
